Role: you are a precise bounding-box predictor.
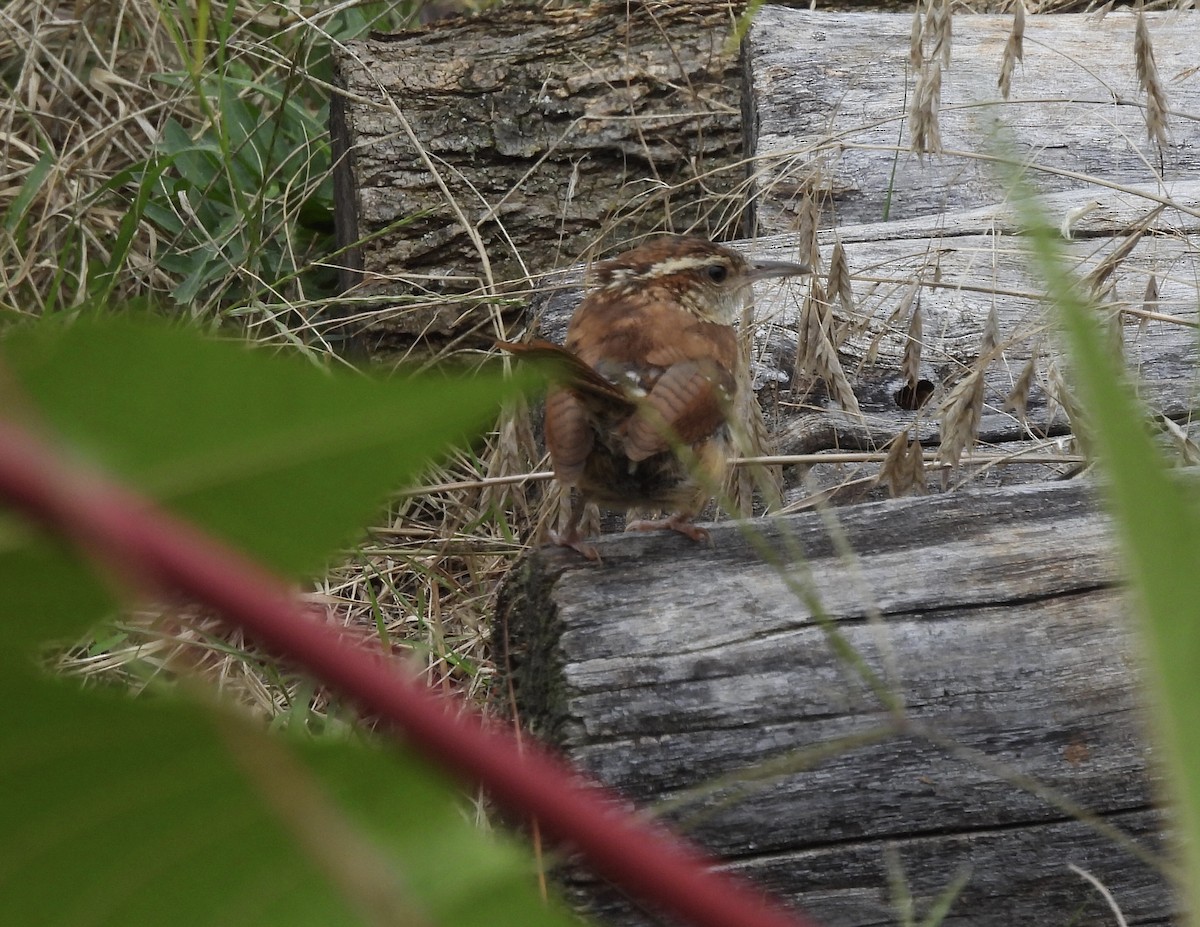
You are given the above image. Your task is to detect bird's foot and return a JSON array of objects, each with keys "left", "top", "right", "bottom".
[
  {"left": 548, "top": 528, "right": 601, "bottom": 562},
  {"left": 625, "top": 514, "right": 710, "bottom": 544}
]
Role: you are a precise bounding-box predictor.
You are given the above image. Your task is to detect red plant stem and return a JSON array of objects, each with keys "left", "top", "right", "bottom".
[{"left": 0, "top": 415, "right": 823, "bottom": 927}]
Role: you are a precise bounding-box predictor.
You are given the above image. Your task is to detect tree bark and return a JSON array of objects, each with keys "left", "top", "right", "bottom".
[{"left": 330, "top": 1, "right": 748, "bottom": 347}]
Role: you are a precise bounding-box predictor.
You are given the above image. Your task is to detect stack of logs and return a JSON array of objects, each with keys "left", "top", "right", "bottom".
[{"left": 332, "top": 5, "right": 1198, "bottom": 924}]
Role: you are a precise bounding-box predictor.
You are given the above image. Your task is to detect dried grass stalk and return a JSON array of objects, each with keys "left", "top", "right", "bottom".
[
  {"left": 794, "top": 186, "right": 822, "bottom": 273},
  {"left": 1059, "top": 199, "right": 1102, "bottom": 240},
  {"left": 829, "top": 239, "right": 854, "bottom": 317},
  {"left": 1085, "top": 204, "right": 1164, "bottom": 292},
  {"left": 1047, "top": 360, "right": 1088, "bottom": 454},
  {"left": 888, "top": 280, "right": 922, "bottom": 329},
  {"left": 937, "top": 367, "right": 985, "bottom": 468},
  {"left": 865, "top": 280, "right": 921, "bottom": 367},
  {"left": 910, "top": 61, "right": 944, "bottom": 156},
  {"left": 902, "top": 302, "right": 924, "bottom": 389},
  {"left": 879, "top": 428, "right": 927, "bottom": 498},
  {"left": 1004, "top": 354, "right": 1037, "bottom": 424},
  {"left": 880, "top": 429, "right": 910, "bottom": 496},
  {"left": 1135, "top": 11, "right": 1170, "bottom": 147},
  {"left": 910, "top": 4, "right": 924, "bottom": 72},
  {"left": 929, "top": 0, "right": 953, "bottom": 69},
  {"left": 1143, "top": 273, "right": 1159, "bottom": 314},
  {"left": 1160, "top": 415, "right": 1200, "bottom": 466},
  {"left": 909, "top": 0, "right": 950, "bottom": 156},
  {"left": 983, "top": 303, "right": 1000, "bottom": 355},
  {"left": 1105, "top": 298, "right": 1126, "bottom": 364},
  {"left": 728, "top": 395, "right": 782, "bottom": 516},
  {"left": 797, "top": 284, "right": 816, "bottom": 379},
  {"left": 798, "top": 280, "right": 861, "bottom": 416},
  {"left": 483, "top": 399, "right": 538, "bottom": 517},
  {"left": 940, "top": 304, "right": 1000, "bottom": 466},
  {"left": 998, "top": 0, "right": 1025, "bottom": 100},
  {"left": 903, "top": 432, "right": 928, "bottom": 494},
  {"left": 729, "top": 303, "right": 782, "bottom": 515}
]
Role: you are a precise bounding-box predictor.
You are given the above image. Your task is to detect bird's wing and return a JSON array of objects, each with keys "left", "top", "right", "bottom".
[
  {"left": 497, "top": 338, "right": 636, "bottom": 486},
  {"left": 621, "top": 358, "right": 736, "bottom": 462},
  {"left": 617, "top": 311, "right": 739, "bottom": 462}
]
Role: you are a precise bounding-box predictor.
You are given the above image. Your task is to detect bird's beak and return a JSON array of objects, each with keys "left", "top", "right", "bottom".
[{"left": 748, "top": 258, "right": 812, "bottom": 280}]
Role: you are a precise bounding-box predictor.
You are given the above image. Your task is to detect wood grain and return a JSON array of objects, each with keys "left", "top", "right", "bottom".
[
  {"left": 497, "top": 480, "right": 1174, "bottom": 926},
  {"left": 529, "top": 178, "right": 1200, "bottom": 508},
  {"left": 747, "top": 9, "right": 1200, "bottom": 231},
  {"left": 329, "top": 1, "right": 747, "bottom": 344}
]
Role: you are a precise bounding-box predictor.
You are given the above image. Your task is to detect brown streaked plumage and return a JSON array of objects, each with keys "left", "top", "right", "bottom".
[{"left": 500, "top": 235, "right": 810, "bottom": 559}]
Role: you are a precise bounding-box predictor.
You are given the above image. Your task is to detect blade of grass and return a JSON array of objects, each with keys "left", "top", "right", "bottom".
[
  {"left": 3, "top": 146, "right": 55, "bottom": 236},
  {"left": 1011, "top": 176, "right": 1200, "bottom": 926}
]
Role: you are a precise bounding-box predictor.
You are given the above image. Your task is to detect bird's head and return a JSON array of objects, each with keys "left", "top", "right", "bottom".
[{"left": 591, "top": 235, "right": 811, "bottom": 323}]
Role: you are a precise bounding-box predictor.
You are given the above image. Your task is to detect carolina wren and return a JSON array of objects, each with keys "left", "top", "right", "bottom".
[{"left": 500, "top": 235, "right": 809, "bottom": 559}]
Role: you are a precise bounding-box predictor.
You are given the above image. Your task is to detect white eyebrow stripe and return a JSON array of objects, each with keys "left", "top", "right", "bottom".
[{"left": 639, "top": 256, "right": 715, "bottom": 276}]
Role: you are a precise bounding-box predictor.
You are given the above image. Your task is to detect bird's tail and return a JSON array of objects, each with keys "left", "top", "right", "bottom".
[{"left": 495, "top": 339, "right": 635, "bottom": 413}]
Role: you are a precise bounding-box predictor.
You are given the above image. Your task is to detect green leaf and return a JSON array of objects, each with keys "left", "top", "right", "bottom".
[
  {"left": 171, "top": 241, "right": 232, "bottom": 304},
  {"left": 0, "top": 316, "right": 567, "bottom": 925},
  {"left": 0, "top": 523, "right": 116, "bottom": 662},
  {"left": 144, "top": 195, "right": 186, "bottom": 236},
  {"left": 0, "top": 669, "right": 580, "bottom": 927},
  {"left": 221, "top": 96, "right": 264, "bottom": 179},
  {"left": 0, "top": 316, "right": 525, "bottom": 644},
  {"left": 162, "top": 120, "right": 225, "bottom": 196}
]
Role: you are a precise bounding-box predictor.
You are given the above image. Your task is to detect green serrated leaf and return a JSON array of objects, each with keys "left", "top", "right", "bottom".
[
  {"left": 0, "top": 316, "right": 529, "bottom": 645},
  {"left": 0, "top": 671, "right": 580, "bottom": 927}
]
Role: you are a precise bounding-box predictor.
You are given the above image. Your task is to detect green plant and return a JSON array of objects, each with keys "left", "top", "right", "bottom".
[
  {"left": 138, "top": 2, "right": 381, "bottom": 315},
  {"left": 0, "top": 314, "right": 578, "bottom": 925},
  {"left": 0, "top": 0, "right": 422, "bottom": 326}
]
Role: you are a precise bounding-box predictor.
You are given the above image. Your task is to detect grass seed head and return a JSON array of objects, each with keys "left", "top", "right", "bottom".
[{"left": 1135, "top": 11, "right": 1170, "bottom": 146}]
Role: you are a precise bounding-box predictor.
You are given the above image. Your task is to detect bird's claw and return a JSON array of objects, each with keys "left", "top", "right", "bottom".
[
  {"left": 625, "top": 515, "right": 710, "bottom": 544},
  {"left": 549, "top": 529, "right": 601, "bottom": 562}
]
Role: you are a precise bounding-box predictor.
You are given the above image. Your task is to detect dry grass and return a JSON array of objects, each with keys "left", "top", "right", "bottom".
[
  {"left": 1135, "top": 7, "right": 1171, "bottom": 147},
  {"left": 908, "top": 0, "right": 951, "bottom": 156},
  {"left": 997, "top": 0, "right": 1024, "bottom": 99},
  {"left": 1, "top": 0, "right": 178, "bottom": 315},
  {"left": 749, "top": 0, "right": 1197, "bottom": 504}
]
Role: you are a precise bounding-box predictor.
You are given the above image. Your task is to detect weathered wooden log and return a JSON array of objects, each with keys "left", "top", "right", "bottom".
[
  {"left": 329, "top": 1, "right": 749, "bottom": 345},
  {"left": 495, "top": 479, "right": 1175, "bottom": 926},
  {"left": 747, "top": 10, "right": 1200, "bottom": 231},
  {"left": 512, "top": 10, "right": 1200, "bottom": 508},
  {"left": 528, "top": 179, "right": 1200, "bottom": 504}
]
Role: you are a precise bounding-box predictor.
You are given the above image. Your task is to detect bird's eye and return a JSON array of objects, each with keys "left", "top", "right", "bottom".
[{"left": 706, "top": 264, "right": 728, "bottom": 283}]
